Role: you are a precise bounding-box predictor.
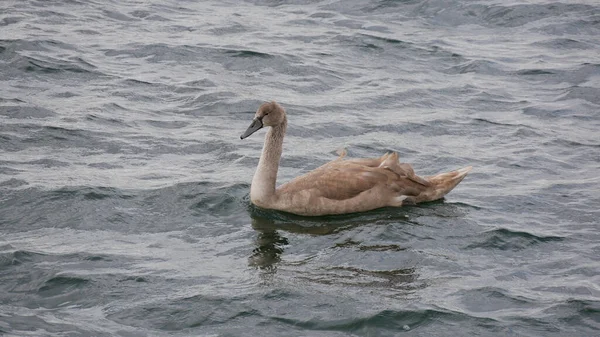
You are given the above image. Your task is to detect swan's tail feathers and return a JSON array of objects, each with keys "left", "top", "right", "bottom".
[{"left": 413, "top": 166, "right": 472, "bottom": 203}]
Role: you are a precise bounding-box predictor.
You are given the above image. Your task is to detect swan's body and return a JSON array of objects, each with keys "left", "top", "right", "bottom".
[{"left": 241, "top": 102, "right": 472, "bottom": 216}]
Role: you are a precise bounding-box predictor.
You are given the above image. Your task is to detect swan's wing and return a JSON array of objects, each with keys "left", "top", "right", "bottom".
[
  {"left": 278, "top": 157, "right": 433, "bottom": 201},
  {"left": 278, "top": 161, "right": 392, "bottom": 200}
]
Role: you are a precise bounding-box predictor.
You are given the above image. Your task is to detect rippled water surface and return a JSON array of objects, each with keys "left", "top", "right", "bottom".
[{"left": 1, "top": 0, "right": 600, "bottom": 336}]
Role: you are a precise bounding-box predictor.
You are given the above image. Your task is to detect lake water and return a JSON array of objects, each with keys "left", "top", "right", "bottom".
[{"left": 1, "top": 0, "right": 599, "bottom": 336}]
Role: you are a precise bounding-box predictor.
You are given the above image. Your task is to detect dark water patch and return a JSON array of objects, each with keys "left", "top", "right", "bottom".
[
  {"left": 515, "top": 69, "right": 555, "bottom": 76},
  {"left": 309, "top": 11, "right": 337, "bottom": 19},
  {"left": 0, "top": 313, "right": 110, "bottom": 337},
  {"left": 104, "top": 43, "right": 199, "bottom": 63},
  {"left": 102, "top": 9, "right": 137, "bottom": 22},
  {"left": 190, "top": 182, "right": 250, "bottom": 221},
  {"left": 0, "top": 16, "right": 25, "bottom": 26},
  {"left": 470, "top": 117, "right": 536, "bottom": 131},
  {"left": 464, "top": 228, "right": 564, "bottom": 251},
  {"left": 177, "top": 78, "right": 218, "bottom": 90},
  {"left": 538, "top": 16, "right": 600, "bottom": 36},
  {"left": 107, "top": 293, "right": 257, "bottom": 330},
  {"left": 295, "top": 121, "right": 368, "bottom": 138},
  {"left": 315, "top": 266, "right": 419, "bottom": 288},
  {"left": 271, "top": 308, "right": 474, "bottom": 334},
  {"left": 335, "top": 239, "right": 405, "bottom": 252},
  {"left": 38, "top": 275, "right": 90, "bottom": 297},
  {"left": 129, "top": 10, "right": 151, "bottom": 19},
  {"left": 0, "top": 105, "right": 56, "bottom": 118},
  {"left": 4, "top": 38, "right": 73, "bottom": 53},
  {"left": 179, "top": 138, "right": 240, "bottom": 156},
  {"left": 465, "top": 90, "right": 523, "bottom": 108},
  {"left": 84, "top": 255, "right": 112, "bottom": 262},
  {"left": 523, "top": 106, "right": 578, "bottom": 119},
  {"left": 0, "top": 250, "right": 46, "bottom": 267},
  {"left": 87, "top": 162, "right": 123, "bottom": 169},
  {"left": 533, "top": 38, "right": 594, "bottom": 50},
  {"left": 51, "top": 91, "right": 78, "bottom": 98},
  {"left": 250, "top": 213, "right": 363, "bottom": 236},
  {"left": 144, "top": 119, "right": 189, "bottom": 129},
  {"left": 545, "top": 137, "right": 600, "bottom": 149},
  {"left": 473, "top": 3, "right": 598, "bottom": 28},
  {"left": 20, "top": 55, "right": 97, "bottom": 76},
  {"left": 364, "top": 121, "right": 428, "bottom": 134},
  {"left": 174, "top": 91, "right": 238, "bottom": 116},
  {"left": 322, "top": 0, "right": 420, "bottom": 16},
  {"left": 209, "top": 22, "right": 251, "bottom": 36},
  {"left": 0, "top": 159, "right": 68, "bottom": 169},
  {"left": 74, "top": 29, "right": 100, "bottom": 35},
  {"left": 0, "top": 178, "right": 28, "bottom": 188},
  {"left": 557, "top": 85, "right": 600, "bottom": 105},
  {"left": 104, "top": 43, "right": 279, "bottom": 71},
  {"left": 457, "top": 287, "right": 534, "bottom": 313},
  {"left": 519, "top": 63, "right": 600, "bottom": 87},
  {"left": 120, "top": 275, "right": 148, "bottom": 283},
  {"left": 85, "top": 111, "right": 129, "bottom": 127},
  {"left": 371, "top": 118, "right": 476, "bottom": 138},
  {"left": 332, "top": 33, "right": 438, "bottom": 59},
  {"left": 223, "top": 49, "right": 273, "bottom": 58},
  {"left": 80, "top": 187, "right": 135, "bottom": 201},
  {"left": 0, "top": 165, "right": 22, "bottom": 175},
  {"left": 249, "top": 203, "right": 413, "bottom": 234},
  {"left": 0, "top": 123, "right": 139, "bottom": 154},
  {"left": 445, "top": 59, "right": 505, "bottom": 75},
  {"left": 0, "top": 185, "right": 165, "bottom": 232},
  {"left": 358, "top": 33, "right": 416, "bottom": 49},
  {"left": 541, "top": 299, "right": 600, "bottom": 333}
]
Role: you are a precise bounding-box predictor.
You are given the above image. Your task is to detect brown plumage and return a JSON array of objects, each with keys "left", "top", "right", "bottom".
[{"left": 241, "top": 101, "right": 472, "bottom": 216}]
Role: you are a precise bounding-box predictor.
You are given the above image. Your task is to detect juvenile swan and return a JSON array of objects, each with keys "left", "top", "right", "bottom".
[{"left": 240, "top": 101, "right": 472, "bottom": 216}]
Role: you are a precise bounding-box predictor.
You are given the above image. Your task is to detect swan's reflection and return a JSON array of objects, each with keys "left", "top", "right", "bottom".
[
  {"left": 247, "top": 203, "right": 471, "bottom": 290},
  {"left": 248, "top": 227, "right": 288, "bottom": 273},
  {"left": 247, "top": 207, "right": 412, "bottom": 274}
]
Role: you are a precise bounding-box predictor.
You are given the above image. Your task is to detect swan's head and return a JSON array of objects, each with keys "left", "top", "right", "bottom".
[{"left": 240, "top": 101, "right": 286, "bottom": 139}]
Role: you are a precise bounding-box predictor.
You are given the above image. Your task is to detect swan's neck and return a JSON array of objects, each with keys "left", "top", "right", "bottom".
[{"left": 250, "top": 117, "right": 287, "bottom": 206}]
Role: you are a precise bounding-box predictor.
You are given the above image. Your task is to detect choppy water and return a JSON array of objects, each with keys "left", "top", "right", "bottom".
[{"left": 1, "top": 0, "right": 600, "bottom": 336}]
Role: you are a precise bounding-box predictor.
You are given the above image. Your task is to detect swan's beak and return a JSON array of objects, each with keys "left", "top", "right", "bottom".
[{"left": 240, "top": 117, "right": 263, "bottom": 139}]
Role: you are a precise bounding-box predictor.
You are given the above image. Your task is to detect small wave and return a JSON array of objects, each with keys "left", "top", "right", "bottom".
[
  {"left": 18, "top": 55, "right": 97, "bottom": 76},
  {"left": 190, "top": 182, "right": 250, "bottom": 218},
  {"left": 454, "top": 286, "right": 534, "bottom": 313},
  {"left": 0, "top": 178, "right": 28, "bottom": 188},
  {"left": 556, "top": 86, "right": 600, "bottom": 105},
  {"left": 547, "top": 138, "right": 600, "bottom": 149},
  {"left": 106, "top": 292, "right": 255, "bottom": 330},
  {"left": 471, "top": 117, "right": 535, "bottom": 130},
  {"left": 270, "top": 308, "right": 460, "bottom": 333},
  {"left": 445, "top": 59, "right": 505, "bottom": 75},
  {"left": 0, "top": 16, "right": 24, "bottom": 26},
  {"left": 0, "top": 249, "right": 46, "bottom": 267},
  {"left": 223, "top": 49, "right": 273, "bottom": 58},
  {"left": 38, "top": 275, "right": 90, "bottom": 296},
  {"left": 464, "top": 228, "right": 564, "bottom": 251},
  {"left": 0, "top": 105, "right": 56, "bottom": 119},
  {"left": 335, "top": 239, "right": 405, "bottom": 252},
  {"left": 539, "top": 299, "right": 600, "bottom": 333},
  {"left": 533, "top": 38, "right": 593, "bottom": 50},
  {"left": 514, "top": 69, "right": 555, "bottom": 76},
  {"left": 479, "top": 3, "right": 596, "bottom": 28},
  {"left": 102, "top": 9, "right": 137, "bottom": 22},
  {"left": 144, "top": 119, "right": 190, "bottom": 129}
]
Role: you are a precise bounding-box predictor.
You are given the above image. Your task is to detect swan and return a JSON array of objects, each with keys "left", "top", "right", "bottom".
[{"left": 240, "top": 101, "right": 472, "bottom": 216}]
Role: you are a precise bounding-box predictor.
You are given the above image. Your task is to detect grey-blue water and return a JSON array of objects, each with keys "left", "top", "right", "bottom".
[{"left": 1, "top": 0, "right": 599, "bottom": 336}]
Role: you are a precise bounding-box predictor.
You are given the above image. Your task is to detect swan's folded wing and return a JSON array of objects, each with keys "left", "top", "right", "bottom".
[{"left": 278, "top": 162, "right": 390, "bottom": 200}]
